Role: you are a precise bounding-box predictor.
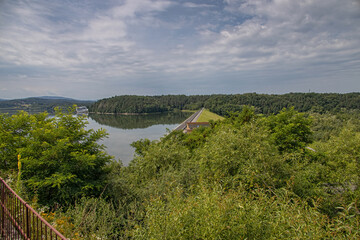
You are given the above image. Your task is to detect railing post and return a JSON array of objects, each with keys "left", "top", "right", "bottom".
[{"left": 26, "top": 206, "right": 30, "bottom": 239}]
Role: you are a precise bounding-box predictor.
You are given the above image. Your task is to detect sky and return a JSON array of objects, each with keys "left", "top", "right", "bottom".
[{"left": 0, "top": 0, "right": 359, "bottom": 100}]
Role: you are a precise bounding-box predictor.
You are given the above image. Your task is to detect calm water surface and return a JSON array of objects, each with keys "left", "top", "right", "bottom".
[{"left": 86, "top": 112, "right": 191, "bottom": 165}]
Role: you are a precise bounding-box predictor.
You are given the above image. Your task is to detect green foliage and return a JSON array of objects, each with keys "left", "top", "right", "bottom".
[
  {"left": 180, "top": 126, "right": 214, "bottom": 151},
  {"left": 131, "top": 139, "right": 153, "bottom": 157},
  {"left": 0, "top": 108, "right": 112, "bottom": 206},
  {"left": 133, "top": 186, "right": 350, "bottom": 239},
  {"left": 310, "top": 124, "right": 360, "bottom": 216},
  {"left": 310, "top": 110, "right": 360, "bottom": 141},
  {"left": 316, "top": 125, "right": 360, "bottom": 184},
  {"left": 0, "top": 111, "right": 41, "bottom": 171},
  {"left": 41, "top": 196, "right": 126, "bottom": 240},
  {"left": 130, "top": 137, "right": 191, "bottom": 184},
  {"left": 223, "top": 105, "right": 257, "bottom": 127},
  {"left": 65, "top": 197, "right": 122, "bottom": 239},
  {"left": 196, "top": 123, "right": 280, "bottom": 188},
  {"left": 283, "top": 150, "right": 328, "bottom": 199},
  {"left": 266, "top": 107, "right": 313, "bottom": 153}
]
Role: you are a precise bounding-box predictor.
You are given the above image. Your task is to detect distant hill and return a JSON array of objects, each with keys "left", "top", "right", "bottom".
[{"left": 0, "top": 96, "right": 94, "bottom": 114}]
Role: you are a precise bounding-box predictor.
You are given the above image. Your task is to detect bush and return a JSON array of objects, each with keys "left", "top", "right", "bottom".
[
  {"left": 196, "top": 123, "right": 282, "bottom": 189},
  {"left": 133, "top": 186, "right": 342, "bottom": 239}
]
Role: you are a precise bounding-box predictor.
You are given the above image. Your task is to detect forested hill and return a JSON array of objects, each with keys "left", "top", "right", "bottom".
[
  {"left": 0, "top": 97, "right": 94, "bottom": 114},
  {"left": 89, "top": 93, "right": 360, "bottom": 115}
]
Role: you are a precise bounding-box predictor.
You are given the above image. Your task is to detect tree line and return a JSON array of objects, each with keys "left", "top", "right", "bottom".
[{"left": 89, "top": 92, "right": 360, "bottom": 115}]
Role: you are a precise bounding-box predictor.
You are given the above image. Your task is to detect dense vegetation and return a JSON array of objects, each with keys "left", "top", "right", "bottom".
[
  {"left": 1, "top": 105, "right": 360, "bottom": 239},
  {"left": 90, "top": 92, "right": 360, "bottom": 115}
]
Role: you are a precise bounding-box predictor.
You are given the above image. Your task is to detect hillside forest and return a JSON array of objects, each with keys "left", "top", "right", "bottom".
[
  {"left": 0, "top": 102, "right": 360, "bottom": 239},
  {"left": 89, "top": 92, "right": 360, "bottom": 115}
]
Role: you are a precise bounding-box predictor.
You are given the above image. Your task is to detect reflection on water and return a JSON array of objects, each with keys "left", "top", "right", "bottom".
[
  {"left": 86, "top": 112, "right": 192, "bottom": 165},
  {"left": 88, "top": 112, "right": 192, "bottom": 129}
]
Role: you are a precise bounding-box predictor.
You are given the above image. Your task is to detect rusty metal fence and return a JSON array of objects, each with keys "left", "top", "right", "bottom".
[{"left": 0, "top": 177, "right": 67, "bottom": 240}]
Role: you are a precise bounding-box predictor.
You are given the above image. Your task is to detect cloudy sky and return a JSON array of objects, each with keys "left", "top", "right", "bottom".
[{"left": 0, "top": 0, "right": 359, "bottom": 100}]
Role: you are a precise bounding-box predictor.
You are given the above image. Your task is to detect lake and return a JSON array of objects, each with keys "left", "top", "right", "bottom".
[{"left": 86, "top": 112, "right": 192, "bottom": 165}]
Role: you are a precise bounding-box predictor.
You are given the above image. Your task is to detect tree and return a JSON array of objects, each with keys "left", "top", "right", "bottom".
[
  {"left": 0, "top": 111, "right": 37, "bottom": 171},
  {"left": 0, "top": 108, "right": 112, "bottom": 207},
  {"left": 266, "top": 107, "right": 313, "bottom": 153}
]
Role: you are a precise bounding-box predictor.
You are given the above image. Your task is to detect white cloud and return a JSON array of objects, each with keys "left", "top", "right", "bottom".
[
  {"left": 191, "top": 0, "right": 360, "bottom": 71},
  {"left": 183, "top": 2, "right": 216, "bottom": 8},
  {"left": 0, "top": 0, "right": 172, "bottom": 70},
  {"left": 112, "top": 0, "right": 172, "bottom": 18}
]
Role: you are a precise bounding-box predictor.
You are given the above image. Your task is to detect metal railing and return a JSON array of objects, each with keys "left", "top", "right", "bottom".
[{"left": 0, "top": 177, "right": 67, "bottom": 240}]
